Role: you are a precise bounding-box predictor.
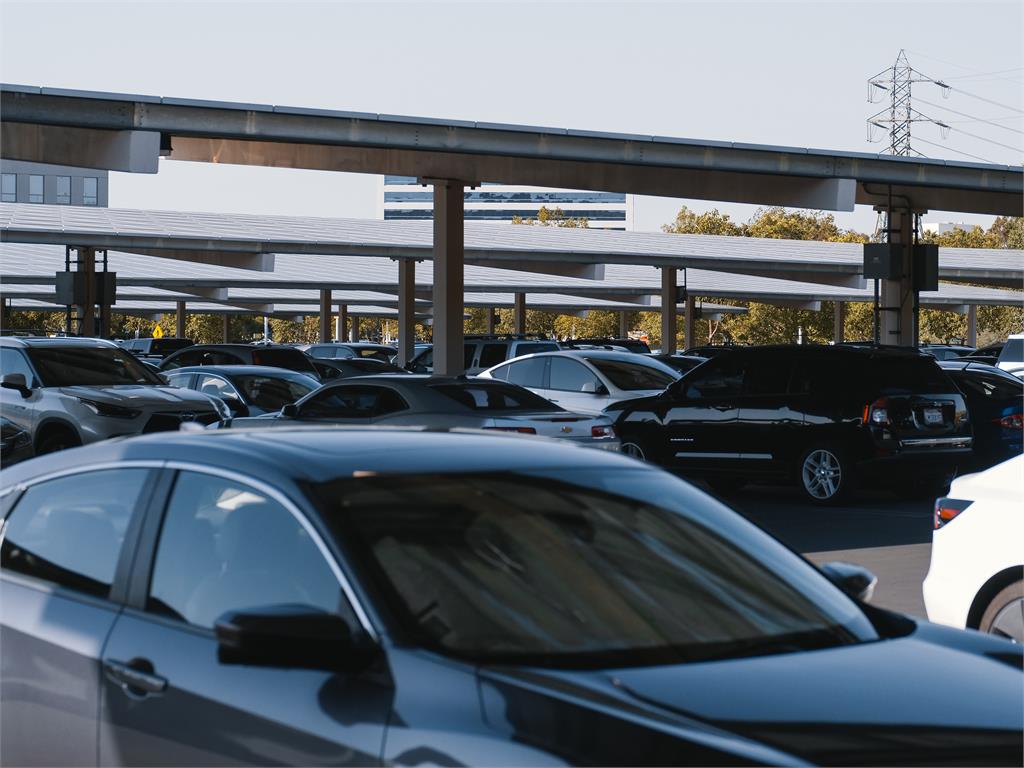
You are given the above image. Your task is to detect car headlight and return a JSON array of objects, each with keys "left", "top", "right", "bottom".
[{"left": 77, "top": 398, "right": 142, "bottom": 419}]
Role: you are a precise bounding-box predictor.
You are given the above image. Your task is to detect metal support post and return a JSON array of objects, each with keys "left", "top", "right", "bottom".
[
  {"left": 337, "top": 304, "right": 347, "bottom": 342},
  {"left": 660, "top": 267, "right": 678, "bottom": 354},
  {"left": 397, "top": 259, "right": 416, "bottom": 366},
  {"left": 513, "top": 292, "right": 527, "bottom": 335},
  {"left": 833, "top": 302, "right": 846, "bottom": 344},
  {"left": 78, "top": 247, "right": 97, "bottom": 337},
  {"left": 318, "top": 289, "right": 331, "bottom": 343},
  {"left": 431, "top": 180, "right": 466, "bottom": 376},
  {"left": 619, "top": 311, "right": 628, "bottom": 339},
  {"left": 486, "top": 307, "right": 495, "bottom": 335},
  {"left": 683, "top": 294, "right": 696, "bottom": 351},
  {"left": 966, "top": 305, "right": 978, "bottom": 347},
  {"left": 222, "top": 315, "right": 230, "bottom": 343},
  {"left": 348, "top": 315, "right": 359, "bottom": 342},
  {"left": 879, "top": 208, "right": 916, "bottom": 347},
  {"left": 176, "top": 301, "right": 186, "bottom": 339}
]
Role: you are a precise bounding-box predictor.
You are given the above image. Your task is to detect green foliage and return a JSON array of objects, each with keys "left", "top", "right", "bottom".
[
  {"left": 511, "top": 206, "right": 589, "bottom": 229},
  {"left": 662, "top": 208, "right": 743, "bottom": 236}
]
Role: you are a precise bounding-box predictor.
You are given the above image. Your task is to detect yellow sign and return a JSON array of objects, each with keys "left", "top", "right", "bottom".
[{"left": 152, "top": 324, "right": 164, "bottom": 339}]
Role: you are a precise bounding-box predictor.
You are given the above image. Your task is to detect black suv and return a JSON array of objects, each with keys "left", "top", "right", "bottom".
[
  {"left": 611, "top": 345, "right": 972, "bottom": 503},
  {"left": 159, "top": 344, "right": 320, "bottom": 379}
]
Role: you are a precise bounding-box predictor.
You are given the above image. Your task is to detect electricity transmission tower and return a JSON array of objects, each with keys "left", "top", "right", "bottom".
[{"left": 867, "top": 49, "right": 951, "bottom": 156}]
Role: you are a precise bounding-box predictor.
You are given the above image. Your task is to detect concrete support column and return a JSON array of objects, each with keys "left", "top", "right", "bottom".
[
  {"left": 175, "top": 300, "right": 186, "bottom": 339},
  {"left": 318, "top": 289, "right": 332, "bottom": 343},
  {"left": 513, "top": 292, "right": 527, "bottom": 335},
  {"left": 336, "top": 304, "right": 348, "bottom": 342},
  {"left": 432, "top": 180, "right": 466, "bottom": 376},
  {"left": 348, "top": 315, "right": 359, "bottom": 342},
  {"left": 833, "top": 301, "right": 846, "bottom": 344},
  {"left": 222, "top": 315, "right": 230, "bottom": 343},
  {"left": 486, "top": 307, "right": 496, "bottom": 335},
  {"left": 683, "top": 294, "right": 696, "bottom": 351},
  {"left": 966, "top": 304, "right": 978, "bottom": 347},
  {"left": 619, "top": 311, "right": 628, "bottom": 339},
  {"left": 397, "top": 259, "right": 416, "bottom": 366},
  {"left": 78, "top": 247, "right": 96, "bottom": 337},
  {"left": 660, "top": 267, "right": 678, "bottom": 354},
  {"left": 879, "top": 209, "right": 916, "bottom": 347}
]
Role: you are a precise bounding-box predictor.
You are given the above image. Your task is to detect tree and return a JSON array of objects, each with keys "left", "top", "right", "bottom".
[{"left": 662, "top": 207, "right": 743, "bottom": 236}]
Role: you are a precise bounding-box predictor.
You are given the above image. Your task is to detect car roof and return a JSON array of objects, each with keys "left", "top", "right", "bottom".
[
  {"left": 167, "top": 365, "right": 318, "bottom": 377},
  {"left": 0, "top": 336, "right": 119, "bottom": 348},
  {"left": 938, "top": 359, "right": 1023, "bottom": 378},
  {"left": 0, "top": 427, "right": 640, "bottom": 489}
]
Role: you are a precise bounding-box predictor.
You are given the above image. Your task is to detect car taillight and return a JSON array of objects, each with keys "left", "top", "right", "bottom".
[
  {"left": 862, "top": 398, "right": 889, "bottom": 426},
  {"left": 591, "top": 425, "right": 615, "bottom": 439},
  {"left": 934, "top": 497, "right": 973, "bottom": 529},
  {"left": 994, "top": 413, "right": 1024, "bottom": 429},
  {"left": 485, "top": 426, "right": 537, "bottom": 434}
]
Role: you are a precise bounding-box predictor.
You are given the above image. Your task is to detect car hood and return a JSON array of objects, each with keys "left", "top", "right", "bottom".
[
  {"left": 58, "top": 385, "right": 218, "bottom": 409},
  {"left": 479, "top": 625, "right": 1023, "bottom": 766}
]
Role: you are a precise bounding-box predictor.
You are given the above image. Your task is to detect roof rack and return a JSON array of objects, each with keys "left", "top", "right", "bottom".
[{"left": 463, "top": 333, "right": 550, "bottom": 340}]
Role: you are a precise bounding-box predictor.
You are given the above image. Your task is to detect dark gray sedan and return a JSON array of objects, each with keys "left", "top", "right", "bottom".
[
  {"left": 163, "top": 365, "right": 320, "bottom": 417},
  {"left": 0, "top": 429, "right": 1020, "bottom": 766},
  {"left": 228, "top": 375, "right": 619, "bottom": 450}
]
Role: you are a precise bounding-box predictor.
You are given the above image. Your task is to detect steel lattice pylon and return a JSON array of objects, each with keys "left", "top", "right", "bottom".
[{"left": 867, "top": 49, "right": 950, "bottom": 156}]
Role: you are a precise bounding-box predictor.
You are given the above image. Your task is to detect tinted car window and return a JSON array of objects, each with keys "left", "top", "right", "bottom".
[
  {"left": 501, "top": 357, "right": 547, "bottom": 387},
  {"left": 953, "top": 370, "right": 1023, "bottom": 400},
  {"left": 743, "top": 358, "right": 794, "bottom": 396},
  {"left": 515, "top": 342, "right": 560, "bottom": 356},
  {"left": 430, "top": 382, "right": 558, "bottom": 412},
  {"left": 147, "top": 472, "right": 351, "bottom": 629},
  {"left": 151, "top": 339, "right": 193, "bottom": 356},
  {"left": 549, "top": 358, "right": 600, "bottom": 392},
  {"left": 28, "top": 347, "right": 161, "bottom": 386},
  {"left": 1001, "top": 338, "right": 1023, "bottom": 363},
  {"left": 684, "top": 358, "right": 744, "bottom": 400},
  {"left": 356, "top": 347, "right": 396, "bottom": 362},
  {"left": 161, "top": 349, "right": 206, "bottom": 370},
  {"left": 1, "top": 348, "right": 37, "bottom": 384},
  {"left": 250, "top": 348, "right": 318, "bottom": 376},
  {"left": 479, "top": 343, "right": 508, "bottom": 369},
  {"left": 586, "top": 357, "right": 676, "bottom": 391},
  {"left": 235, "top": 374, "right": 318, "bottom": 411},
  {"left": 300, "top": 385, "right": 402, "bottom": 419},
  {"left": 197, "top": 374, "right": 235, "bottom": 400},
  {"left": 869, "top": 358, "right": 954, "bottom": 395},
  {"left": 1, "top": 469, "right": 149, "bottom": 598},
  {"left": 464, "top": 344, "right": 478, "bottom": 368}
]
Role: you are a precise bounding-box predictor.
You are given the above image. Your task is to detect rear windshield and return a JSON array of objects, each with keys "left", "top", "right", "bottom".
[
  {"left": 951, "top": 369, "right": 1024, "bottom": 401},
  {"left": 250, "top": 348, "right": 319, "bottom": 375},
  {"left": 584, "top": 357, "right": 677, "bottom": 391},
  {"left": 28, "top": 347, "right": 162, "bottom": 387},
  {"left": 869, "top": 358, "right": 954, "bottom": 395},
  {"left": 151, "top": 339, "right": 193, "bottom": 356},
  {"left": 355, "top": 347, "right": 396, "bottom": 362},
  {"left": 235, "top": 373, "right": 319, "bottom": 411},
  {"left": 1000, "top": 338, "right": 1023, "bottom": 364},
  {"left": 430, "top": 382, "right": 559, "bottom": 412}
]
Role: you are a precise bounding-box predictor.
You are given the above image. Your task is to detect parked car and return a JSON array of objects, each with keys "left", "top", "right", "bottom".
[
  {"left": 924, "top": 454, "right": 1023, "bottom": 643},
  {"left": 311, "top": 357, "right": 410, "bottom": 382},
  {"left": 227, "top": 375, "right": 619, "bottom": 451},
  {"left": 562, "top": 337, "right": 652, "bottom": 354},
  {"left": 406, "top": 335, "right": 560, "bottom": 375},
  {"left": 681, "top": 345, "right": 735, "bottom": 358},
  {"left": 1, "top": 428, "right": 1020, "bottom": 766},
  {"left": 995, "top": 333, "right": 1024, "bottom": 378},
  {"left": 920, "top": 343, "right": 976, "bottom": 361},
  {"left": 609, "top": 345, "right": 973, "bottom": 503},
  {"left": 650, "top": 353, "right": 709, "bottom": 375},
  {"left": 0, "top": 416, "right": 31, "bottom": 462},
  {"left": 962, "top": 341, "right": 1005, "bottom": 366},
  {"left": 296, "top": 342, "right": 397, "bottom": 362},
  {"left": 0, "top": 337, "right": 225, "bottom": 458},
  {"left": 159, "top": 343, "right": 320, "bottom": 379},
  {"left": 163, "top": 365, "right": 320, "bottom": 418},
  {"left": 939, "top": 359, "right": 1023, "bottom": 471},
  {"left": 479, "top": 350, "right": 680, "bottom": 415},
  {"left": 121, "top": 336, "right": 194, "bottom": 362}
]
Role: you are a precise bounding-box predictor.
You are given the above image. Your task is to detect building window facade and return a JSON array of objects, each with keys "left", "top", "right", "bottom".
[
  {"left": 56, "top": 176, "right": 71, "bottom": 204},
  {"left": 83, "top": 177, "right": 98, "bottom": 206},
  {"left": 0, "top": 173, "right": 15, "bottom": 203},
  {"left": 28, "top": 175, "right": 44, "bottom": 204}
]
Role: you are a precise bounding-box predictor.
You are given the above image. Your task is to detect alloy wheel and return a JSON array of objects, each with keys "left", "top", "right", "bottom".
[
  {"left": 801, "top": 449, "right": 842, "bottom": 500},
  {"left": 987, "top": 598, "right": 1024, "bottom": 643},
  {"left": 621, "top": 442, "right": 646, "bottom": 460}
]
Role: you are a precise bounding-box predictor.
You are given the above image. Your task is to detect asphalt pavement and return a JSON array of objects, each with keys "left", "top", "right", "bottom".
[{"left": 722, "top": 485, "right": 936, "bottom": 618}]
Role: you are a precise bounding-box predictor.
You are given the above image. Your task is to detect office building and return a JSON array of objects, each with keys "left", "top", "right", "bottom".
[{"left": 1, "top": 160, "right": 109, "bottom": 207}]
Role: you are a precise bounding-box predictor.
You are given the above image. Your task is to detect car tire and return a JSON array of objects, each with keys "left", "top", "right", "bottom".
[
  {"left": 620, "top": 436, "right": 654, "bottom": 463},
  {"left": 36, "top": 427, "right": 81, "bottom": 455},
  {"left": 979, "top": 580, "right": 1024, "bottom": 643},
  {"left": 797, "top": 445, "right": 852, "bottom": 504}
]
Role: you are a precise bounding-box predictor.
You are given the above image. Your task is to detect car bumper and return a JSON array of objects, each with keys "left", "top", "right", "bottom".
[{"left": 857, "top": 440, "right": 972, "bottom": 482}]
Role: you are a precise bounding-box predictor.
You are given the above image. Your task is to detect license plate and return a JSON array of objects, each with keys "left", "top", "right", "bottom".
[{"left": 924, "top": 407, "right": 943, "bottom": 425}]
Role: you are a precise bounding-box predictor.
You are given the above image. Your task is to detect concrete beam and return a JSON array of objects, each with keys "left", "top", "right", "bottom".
[
  {"left": 123, "top": 248, "right": 275, "bottom": 273},
  {"left": 396, "top": 259, "right": 416, "bottom": 366},
  {"left": 0, "top": 122, "right": 160, "bottom": 173}
]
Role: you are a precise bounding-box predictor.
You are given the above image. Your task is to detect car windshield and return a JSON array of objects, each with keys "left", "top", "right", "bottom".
[
  {"left": 429, "top": 382, "right": 559, "bottom": 412},
  {"left": 355, "top": 347, "right": 396, "bottom": 362},
  {"left": 234, "top": 373, "right": 319, "bottom": 411},
  {"left": 27, "top": 346, "right": 162, "bottom": 387},
  {"left": 584, "top": 357, "right": 678, "bottom": 390},
  {"left": 319, "top": 468, "right": 877, "bottom": 668},
  {"left": 151, "top": 339, "right": 193, "bottom": 356},
  {"left": 249, "top": 348, "right": 319, "bottom": 376}
]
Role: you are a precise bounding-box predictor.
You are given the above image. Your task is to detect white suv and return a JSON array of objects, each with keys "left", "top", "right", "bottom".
[
  {"left": 997, "top": 334, "right": 1024, "bottom": 379},
  {"left": 0, "top": 337, "right": 226, "bottom": 459}
]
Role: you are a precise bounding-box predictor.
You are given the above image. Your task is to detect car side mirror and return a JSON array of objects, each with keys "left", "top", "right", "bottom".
[
  {"left": 158, "top": 373, "right": 170, "bottom": 385},
  {"left": 214, "top": 604, "right": 366, "bottom": 671},
  {"left": 820, "top": 561, "right": 877, "bottom": 603},
  {"left": 580, "top": 381, "right": 597, "bottom": 393},
  {"left": 280, "top": 403, "right": 299, "bottom": 418},
  {"left": 1, "top": 373, "right": 32, "bottom": 398}
]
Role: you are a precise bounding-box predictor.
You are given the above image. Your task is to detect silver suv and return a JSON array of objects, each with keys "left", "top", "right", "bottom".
[
  {"left": 0, "top": 337, "right": 226, "bottom": 459},
  {"left": 406, "top": 335, "right": 561, "bottom": 375}
]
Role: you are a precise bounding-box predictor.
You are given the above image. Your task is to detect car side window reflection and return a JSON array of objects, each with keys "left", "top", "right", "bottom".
[
  {"left": 147, "top": 472, "right": 352, "bottom": 630},
  {"left": 685, "top": 360, "right": 744, "bottom": 400},
  {"left": 1, "top": 469, "right": 150, "bottom": 598}
]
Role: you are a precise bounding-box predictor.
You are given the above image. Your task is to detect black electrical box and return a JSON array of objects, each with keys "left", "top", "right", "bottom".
[
  {"left": 863, "top": 243, "right": 903, "bottom": 280},
  {"left": 913, "top": 244, "right": 939, "bottom": 291},
  {"left": 55, "top": 272, "right": 117, "bottom": 306}
]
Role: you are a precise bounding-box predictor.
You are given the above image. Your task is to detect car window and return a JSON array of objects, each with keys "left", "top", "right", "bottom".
[
  {"left": 1, "top": 348, "right": 38, "bottom": 385},
  {"left": 954, "top": 370, "right": 1024, "bottom": 400},
  {"left": 300, "top": 385, "right": 399, "bottom": 419},
  {"left": 27, "top": 346, "right": 161, "bottom": 386},
  {"left": 464, "top": 344, "right": 478, "bottom": 369},
  {"left": 869, "top": 358, "right": 953, "bottom": 395},
  {"left": 161, "top": 349, "right": 205, "bottom": 370},
  {"left": 197, "top": 374, "right": 236, "bottom": 400},
  {"left": 479, "top": 343, "right": 508, "bottom": 369},
  {"left": 164, "top": 373, "right": 193, "bottom": 389},
  {"left": 249, "top": 348, "right": 318, "bottom": 376},
  {"left": 235, "top": 374, "right": 318, "bottom": 411},
  {"left": 1000, "top": 338, "right": 1023, "bottom": 364},
  {"left": 151, "top": 339, "right": 193, "bottom": 356},
  {"left": 501, "top": 357, "right": 548, "bottom": 387},
  {"left": 146, "top": 472, "right": 353, "bottom": 630},
  {"left": 1, "top": 469, "right": 150, "bottom": 598},
  {"left": 549, "top": 357, "right": 601, "bottom": 392},
  {"left": 357, "top": 347, "right": 395, "bottom": 362},
  {"left": 743, "top": 358, "right": 794, "bottom": 396},
  {"left": 684, "top": 358, "right": 744, "bottom": 400},
  {"left": 430, "top": 382, "right": 558, "bottom": 412},
  {"left": 515, "top": 342, "right": 559, "bottom": 356},
  {"left": 585, "top": 357, "right": 677, "bottom": 391}
]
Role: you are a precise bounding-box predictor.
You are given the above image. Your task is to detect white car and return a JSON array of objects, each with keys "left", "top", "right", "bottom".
[
  {"left": 997, "top": 334, "right": 1024, "bottom": 379},
  {"left": 479, "top": 349, "right": 680, "bottom": 415},
  {"left": 923, "top": 454, "right": 1023, "bottom": 642}
]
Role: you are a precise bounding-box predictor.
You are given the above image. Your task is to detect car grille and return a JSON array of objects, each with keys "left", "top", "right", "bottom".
[{"left": 143, "top": 411, "right": 219, "bottom": 433}]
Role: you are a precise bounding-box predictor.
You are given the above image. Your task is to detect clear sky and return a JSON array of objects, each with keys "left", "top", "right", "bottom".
[{"left": 1, "top": 0, "right": 1021, "bottom": 234}]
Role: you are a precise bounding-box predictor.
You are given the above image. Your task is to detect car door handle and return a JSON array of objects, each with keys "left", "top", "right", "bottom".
[
  {"left": 103, "top": 658, "right": 167, "bottom": 696},
  {"left": 712, "top": 405, "right": 733, "bottom": 411}
]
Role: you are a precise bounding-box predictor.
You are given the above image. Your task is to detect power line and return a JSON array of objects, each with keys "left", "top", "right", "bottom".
[
  {"left": 945, "top": 124, "right": 1023, "bottom": 154},
  {"left": 913, "top": 136, "right": 998, "bottom": 164},
  {"left": 944, "top": 67, "right": 1024, "bottom": 80},
  {"left": 946, "top": 86, "right": 1024, "bottom": 115},
  {"left": 915, "top": 96, "right": 1024, "bottom": 135}
]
